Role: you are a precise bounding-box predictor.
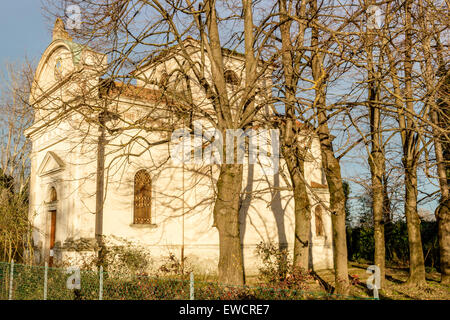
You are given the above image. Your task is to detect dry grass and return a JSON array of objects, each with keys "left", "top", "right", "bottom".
[{"left": 314, "top": 262, "right": 450, "bottom": 300}]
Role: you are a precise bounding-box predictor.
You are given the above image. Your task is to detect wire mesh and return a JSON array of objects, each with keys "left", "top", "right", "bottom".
[
  {"left": 0, "top": 261, "right": 373, "bottom": 300},
  {"left": 0, "top": 262, "right": 9, "bottom": 299},
  {"left": 102, "top": 275, "right": 190, "bottom": 300},
  {"left": 12, "top": 263, "right": 44, "bottom": 300}
]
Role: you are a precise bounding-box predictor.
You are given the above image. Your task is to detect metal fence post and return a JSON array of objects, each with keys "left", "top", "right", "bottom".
[
  {"left": 99, "top": 266, "right": 103, "bottom": 300},
  {"left": 44, "top": 262, "right": 48, "bottom": 300},
  {"left": 8, "top": 260, "right": 14, "bottom": 300},
  {"left": 189, "top": 272, "right": 194, "bottom": 300}
]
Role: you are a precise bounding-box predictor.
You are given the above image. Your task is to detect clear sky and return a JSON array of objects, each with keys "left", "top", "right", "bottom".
[{"left": 0, "top": 1, "right": 50, "bottom": 75}]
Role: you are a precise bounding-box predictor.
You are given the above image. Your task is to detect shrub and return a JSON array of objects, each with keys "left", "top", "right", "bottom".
[
  {"left": 58, "top": 235, "right": 153, "bottom": 276},
  {"left": 255, "top": 242, "right": 313, "bottom": 290},
  {"left": 157, "top": 251, "right": 193, "bottom": 276}
]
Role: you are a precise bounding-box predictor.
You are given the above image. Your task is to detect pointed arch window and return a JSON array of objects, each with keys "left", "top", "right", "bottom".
[
  {"left": 134, "top": 170, "right": 152, "bottom": 224},
  {"left": 315, "top": 205, "right": 324, "bottom": 237}
]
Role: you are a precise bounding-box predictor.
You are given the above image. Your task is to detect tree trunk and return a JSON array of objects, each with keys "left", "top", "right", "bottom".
[
  {"left": 314, "top": 79, "right": 350, "bottom": 294},
  {"left": 436, "top": 199, "right": 450, "bottom": 285},
  {"left": 369, "top": 149, "right": 386, "bottom": 288},
  {"left": 284, "top": 152, "right": 311, "bottom": 269},
  {"left": 430, "top": 110, "right": 450, "bottom": 285},
  {"left": 277, "top": 0, "right": 311, "bottom": 270},
  {"left": 367, "top": 61, "right": 386, "bottom": 288},
  {"left": 95, "top": 112, "right": 107, "bottom": 268},
  {"left": 431, "top": 71, "right": 450, "bottom": 284},
  {"left": 365, "top": 0, "right": 387, "bottom": 287},
  {"left": 293, "top": 179, "right": 311, "bottom": 270},
  {"left": 213, "top": 163, "right": 245, "bottom": 285},
  {"left": 403, "top": 158, "right": 427, "bottom": 286},
  {"left": 402, "top": 0, "right": 426, "bottom": 287},
  {"left": 311, "top": 0, "right": 349, "bottom": 292},
  {"left": 321, "top": 146, "right": 350, "bottom": 294}
]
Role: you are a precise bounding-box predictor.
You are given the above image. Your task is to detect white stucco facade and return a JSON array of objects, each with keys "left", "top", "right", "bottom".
[{"left": 25, "top": 21, "right": 334, "bottom": 275}]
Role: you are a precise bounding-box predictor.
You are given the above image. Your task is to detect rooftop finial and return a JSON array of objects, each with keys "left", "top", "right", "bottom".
[{"left": 52, "top": 18, "right": 72, "bottom": 41}]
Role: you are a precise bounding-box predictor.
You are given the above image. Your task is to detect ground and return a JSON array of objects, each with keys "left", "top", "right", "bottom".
[
  {"left": 310, "top": 262, "right": 450, "bottom": 300},
  {"left": 241, "top": 262, "right": 450, "bottom": 300}
]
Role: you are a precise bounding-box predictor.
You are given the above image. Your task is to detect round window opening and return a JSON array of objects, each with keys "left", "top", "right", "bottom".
[{"left": 224, "top": 70, "right": 240, "bottom": 86}]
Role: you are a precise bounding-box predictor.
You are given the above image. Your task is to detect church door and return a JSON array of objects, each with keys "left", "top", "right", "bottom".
[{"left": 49, "top": 210, "right": 56, "bottom": 267}]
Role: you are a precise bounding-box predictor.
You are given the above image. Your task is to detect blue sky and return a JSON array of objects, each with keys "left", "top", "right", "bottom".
[{"left": 0, "top": 1, "right": 49, "bottom": 75}]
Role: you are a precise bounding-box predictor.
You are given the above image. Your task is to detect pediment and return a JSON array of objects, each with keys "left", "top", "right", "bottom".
[{"left": 38, "top": 151, "right": 65, "bottom": 176}]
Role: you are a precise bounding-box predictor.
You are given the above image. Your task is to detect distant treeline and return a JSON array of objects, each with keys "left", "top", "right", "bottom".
[{"left": 347, "top": 221, "right": 440, "bottom": 270}]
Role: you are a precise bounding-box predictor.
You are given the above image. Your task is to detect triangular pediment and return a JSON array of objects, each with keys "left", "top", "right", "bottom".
[{"left": 38, "top": 151, "right": 65, "bottom": 176}]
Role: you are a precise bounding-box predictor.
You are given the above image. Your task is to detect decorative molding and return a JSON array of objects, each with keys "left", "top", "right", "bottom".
[
  {"left": 37, "top": 151, "right": 65, "bottom": 177},
  {"left": 52, "top": 18, "right": 73, "bottom": 42},
  {"left": 129, "top": 223, "right": 158, "bottom": 229}
]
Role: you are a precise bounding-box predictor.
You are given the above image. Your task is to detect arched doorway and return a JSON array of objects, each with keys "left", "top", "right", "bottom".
[{"left": 48, "top": 187, "right": 57, "bottom": 267}]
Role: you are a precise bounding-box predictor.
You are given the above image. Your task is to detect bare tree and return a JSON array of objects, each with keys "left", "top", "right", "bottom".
[
  {"left": 382, "top": 0, "right": 449, "bottom": 286},
  {"left": 0, "top": 61, "right": 35, "bottom": 263},
  {"left": 0, "top": 62, "right": 34, "bottom": 192},
  {"left": 417, "top": 0, "right": 450, "bottom": 284},
  {"left": 275, "top": 0, "right": 312, "bottom": 270},
  {"left": 41, "top": 0, "right": 277, "bottom": 285}
]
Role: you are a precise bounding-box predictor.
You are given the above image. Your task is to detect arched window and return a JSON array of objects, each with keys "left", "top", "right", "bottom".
[
  {"left": 49, "top": 187, "right": 57, "bottom": 202},
  {"left": 134, "top": 170, "right": 152, "bottom": 224},
  {"left": 315, "top": 206, "right": 324, "bottom": 237},
  {"left": 224, "top": 70, "right": 240, "bottom": 86}
]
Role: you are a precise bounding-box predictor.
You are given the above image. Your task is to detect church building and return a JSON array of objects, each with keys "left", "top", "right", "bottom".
[{"left": 25, "top": 19, "right": 334, "bottom": 275}]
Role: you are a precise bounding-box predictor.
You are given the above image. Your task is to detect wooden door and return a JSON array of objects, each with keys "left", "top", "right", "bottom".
[{"left": 49, "top": 210, "right": 56, "bottom": 267}]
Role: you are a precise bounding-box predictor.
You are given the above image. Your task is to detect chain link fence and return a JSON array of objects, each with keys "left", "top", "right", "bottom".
[{"left": 0, "top": 261, "right": 373, "bottom": 300}]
